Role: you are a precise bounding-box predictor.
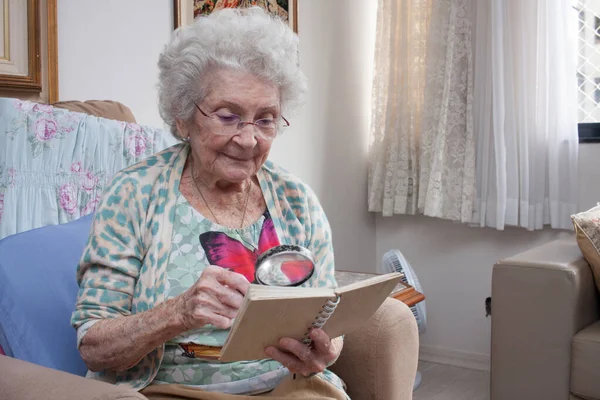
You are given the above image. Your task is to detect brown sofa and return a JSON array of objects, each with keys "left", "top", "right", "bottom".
[
  {"left": 52, "top": 99, "right": 138, "bottom": 123},
  {"left": 491, "top": 237, "right": 600, "bottom": 400},
  {"left": 0, "top": 100, "right": 419, "bottom": 400}
]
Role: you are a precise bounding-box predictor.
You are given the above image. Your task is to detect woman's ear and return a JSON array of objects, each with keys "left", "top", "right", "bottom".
[{"left": 175, "top": 119, "right": 189, "bottom": 141}]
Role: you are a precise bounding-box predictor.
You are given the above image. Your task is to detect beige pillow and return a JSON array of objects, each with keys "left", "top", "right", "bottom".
[
  {"left": 572, "top": 204, "right": 600, "bottom": 293},
  {"left": 51, "top": 100, "right": 137, "bottom": 123}
]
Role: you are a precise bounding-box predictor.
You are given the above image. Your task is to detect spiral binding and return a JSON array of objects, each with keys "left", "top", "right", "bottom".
[{"left": 301, "top": 295, "right": 341, "bottom": 345}]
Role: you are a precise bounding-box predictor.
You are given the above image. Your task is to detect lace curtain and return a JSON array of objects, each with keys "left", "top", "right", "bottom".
[
  {"left": 369, "top": 0, "right": 578, "bottom": 231},
  {"left": 368, "top": 0, "right": 476, "bottom": 222}
]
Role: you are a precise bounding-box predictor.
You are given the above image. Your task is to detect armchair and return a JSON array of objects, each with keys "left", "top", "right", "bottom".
[
  {"left": 0, "top": 100, "right": 419, "bottom": 400},
  {"left": 491, "top": 237, "right": 600, "bottom": 400}
]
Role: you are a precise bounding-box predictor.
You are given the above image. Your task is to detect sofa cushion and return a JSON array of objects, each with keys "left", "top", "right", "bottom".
[
  {"left": 52, "top": 100, "right": 137, "bottom": 123},
  {"left": 0, "top": 214, "right": 94, "bottom": 376},
  {"left": 572, "top": 321, "right": 600, "bottom": 400},
  {"left": 572, "top": 205, "right": 600, "bottom": 294}
]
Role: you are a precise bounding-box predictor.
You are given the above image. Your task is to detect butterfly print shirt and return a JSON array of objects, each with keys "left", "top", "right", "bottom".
[{"left": 153, "top": 193, "right": 288, "bottom": 394}]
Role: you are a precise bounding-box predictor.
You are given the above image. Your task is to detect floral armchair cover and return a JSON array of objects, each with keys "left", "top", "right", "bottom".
[{"left": 0, "top": 98, "right": 177, "bottom": 240}]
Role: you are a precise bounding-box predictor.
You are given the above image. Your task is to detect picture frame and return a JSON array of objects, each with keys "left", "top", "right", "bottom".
[
  {"left": 173, "top": 0, "right": 298, "bottom": 33},
  {"left": 0, "top": 0, "right": 58, "bottom": 102}
]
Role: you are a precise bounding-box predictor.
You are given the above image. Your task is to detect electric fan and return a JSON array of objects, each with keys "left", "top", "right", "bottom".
[{"left": 380, "top": 249, "right": 427, "bottom": 391}]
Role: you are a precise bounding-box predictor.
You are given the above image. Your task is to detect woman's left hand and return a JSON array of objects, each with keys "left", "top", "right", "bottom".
[{"left": 264, "top": 329, "right": 342, "bottom": 377}]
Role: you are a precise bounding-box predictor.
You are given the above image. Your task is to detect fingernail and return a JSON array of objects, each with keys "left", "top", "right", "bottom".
[{"left": 265, "top": 347, "right": 273, "bottom": 356}]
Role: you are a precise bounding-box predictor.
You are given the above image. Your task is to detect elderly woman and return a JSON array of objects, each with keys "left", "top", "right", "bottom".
[{"left": 71, "top": 7, "right": 348, "bottom": 400}]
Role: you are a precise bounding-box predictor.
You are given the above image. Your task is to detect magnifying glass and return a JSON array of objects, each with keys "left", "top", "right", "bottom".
[{"left": 255, "top": 245, "right": 315, "bottom": 286}]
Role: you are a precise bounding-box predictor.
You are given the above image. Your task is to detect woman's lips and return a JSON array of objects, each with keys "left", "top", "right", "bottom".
[{"left": 223, "top": 153, "right": 250, "bottom": 162}]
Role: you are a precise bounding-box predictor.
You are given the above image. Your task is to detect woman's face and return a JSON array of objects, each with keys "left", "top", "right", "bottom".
[{"left": 183, "top": 69, "right": 281, "bottom": 184}]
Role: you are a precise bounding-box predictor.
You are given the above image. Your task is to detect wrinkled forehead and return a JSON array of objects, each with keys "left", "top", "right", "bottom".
[{"left": 199, "top": 68, "right": 281, "bottom": 111}]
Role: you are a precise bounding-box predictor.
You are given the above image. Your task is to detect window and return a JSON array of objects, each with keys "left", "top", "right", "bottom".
[
  {"left": 576, "top": 1, "right": 599, "bottom": 121},
  {"left": 575, "top": 0, "right": 600, "bottom": 142},
  {"left": 575, "top": 1, "right": 600, "bottom": 141}
]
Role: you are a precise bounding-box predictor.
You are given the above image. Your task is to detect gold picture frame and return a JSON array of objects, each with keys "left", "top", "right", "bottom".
[
  {"left": 0, "top": 0, "right": 58, "bottom": 102},
  {"left": 174, "top": 0, "right": 298, "bottom": 34}
]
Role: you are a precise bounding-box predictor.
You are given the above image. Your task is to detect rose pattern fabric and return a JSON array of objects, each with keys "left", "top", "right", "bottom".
[
  {"left": 32, "top": 103, "right": 54, "bottom": 114},
  {"left": 81, "top": 171, "right": 99, "bottom": 194},
  {"left": 0, "top": 192, "right": 4, "bottom": 224},
  {"left": 59, "top": 184, "right": 79, "bottom": 215},
  {"left": 70, "top": 162, "right": 82, "bottom": 173},
  {"left": 57, "top": 176, "right": 102, "bottom": 216},
  {"left": 112, "top": 125, "right": 157, "bottom": 164},
  {"left": 55, "top": 166, "right": 104, "bottom": 215},
  {"left": 35, "top": 119, "right": 58, "bottom": 141},
  {"left": 7, "top": 168, "right": 16, "bottom": 189},
  {"left": 82, "top": 196, "right": 101, "bottom": 215},
  {"left": 127, "top": 122, "right": 142, "bottom": 133},
  {"left": 6, "top": 101, "right": 82, "bottom": 158},
  {"left": 126, "top": 135, "right": 148, "bottom": 158},
  {"left": 0, "top": 164, "right": 10, "bottom": 223},
  {"left": 13, "top": 100, "right": 32, "bottom": 113},
  {"left": 0, "top": 98, "right": 177, "bottom": 239}
]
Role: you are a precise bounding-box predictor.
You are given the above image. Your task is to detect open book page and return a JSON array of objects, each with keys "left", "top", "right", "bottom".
[
  {"left": 335, "top": 270, "right": 408, "bottom": 296},
  {"left": 334, "top": 272, "right": 403, "bottom": 295}
]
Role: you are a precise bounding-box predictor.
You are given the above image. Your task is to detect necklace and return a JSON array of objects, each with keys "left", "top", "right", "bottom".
[{"left": 190, "top": 157, "right": 252, "bottom": 229}]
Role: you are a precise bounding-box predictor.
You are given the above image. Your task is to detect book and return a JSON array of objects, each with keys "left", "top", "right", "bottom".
[
  {"left": 335, "top": 270, "right": 409, "bottom": 298},
  {"left": 188, "top": 272, "right": 403, "bottom": 362}
]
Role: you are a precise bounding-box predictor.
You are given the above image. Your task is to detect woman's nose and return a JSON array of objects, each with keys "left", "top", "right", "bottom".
[{"left": 233, "top": 124, "right": 258, "bottom": 147}]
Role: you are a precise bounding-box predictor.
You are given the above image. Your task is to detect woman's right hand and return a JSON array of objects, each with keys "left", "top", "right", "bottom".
[{"left": 176, "top": 265, "right": 251, "bottom": 330}]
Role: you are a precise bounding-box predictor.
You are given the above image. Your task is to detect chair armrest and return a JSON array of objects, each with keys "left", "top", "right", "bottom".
[
  {"left": 0, "top": 355, "right": 147, "bottom": 400},
  {"left": 491, "top": 237, "right": 600, "bottom": 400},
  {"left": 330, "top": 297, "right": 419, "bottom": 400}
]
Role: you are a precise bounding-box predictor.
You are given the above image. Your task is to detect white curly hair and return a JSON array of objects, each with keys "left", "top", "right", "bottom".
[{"left": 157, "top": 6, "right": 307, "bottom": 139}]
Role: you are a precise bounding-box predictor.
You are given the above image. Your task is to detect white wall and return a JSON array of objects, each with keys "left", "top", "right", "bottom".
[
  {"left": 268, "top": 0, "right": 378, "bottom": 272},
  {"left": 375, "top": 143, "right": 600, "bottom": 369},
  {"left": 58, "top": 0, "right": 173, "bottom": 128},
  {"left": 57, "top": 0, "right": 378, "bottom": 272}
]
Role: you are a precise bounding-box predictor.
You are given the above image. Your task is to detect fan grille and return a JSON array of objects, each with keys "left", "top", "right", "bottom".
[{"left": 382, "top": 249, "right": 426, "bottom": 335}]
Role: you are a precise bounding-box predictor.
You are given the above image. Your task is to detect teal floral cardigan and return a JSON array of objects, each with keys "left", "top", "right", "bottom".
[{"left": 71, "top": 143, "right": 338, "bottom": 390}]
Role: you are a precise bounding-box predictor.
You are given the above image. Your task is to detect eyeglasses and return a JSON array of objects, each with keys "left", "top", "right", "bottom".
[{"left": 194, "top": 103, "right": 290, "bottom": 140}]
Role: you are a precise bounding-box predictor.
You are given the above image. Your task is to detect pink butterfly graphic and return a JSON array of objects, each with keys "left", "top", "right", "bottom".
[{"left": 199, "top": 213, "right": 280, "bottom": 283}]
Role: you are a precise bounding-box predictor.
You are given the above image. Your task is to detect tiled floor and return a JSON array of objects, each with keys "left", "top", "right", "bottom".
[{"left": 412, "top": 361, "right": 489, "bottom": 400}]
